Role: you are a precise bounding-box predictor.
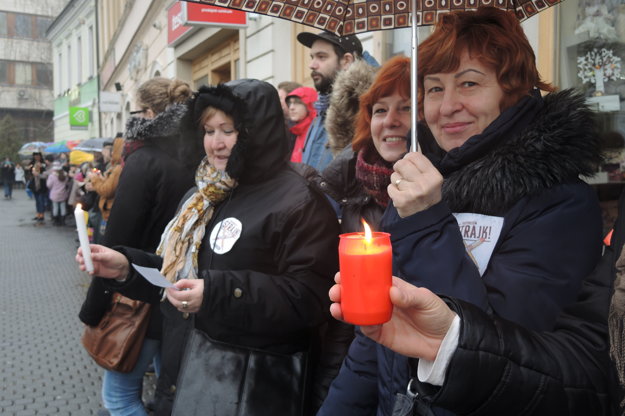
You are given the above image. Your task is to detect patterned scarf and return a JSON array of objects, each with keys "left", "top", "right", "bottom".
[
  {"left": 122, "top": 140, "right": 145, "bottom": 162},
  {"left": 156, "top": 157, "right": 237, "bottom": 283},
  {"left": 355, "top": 143, "right": 393, "bottom": 208},
  {"left": 314, "top": 93, "right": 331, "bottom": 115}
]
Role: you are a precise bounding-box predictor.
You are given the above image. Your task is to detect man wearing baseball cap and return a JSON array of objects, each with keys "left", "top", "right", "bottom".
[{"left": 296, "top": 30, "right": 363, "bottom": 172}]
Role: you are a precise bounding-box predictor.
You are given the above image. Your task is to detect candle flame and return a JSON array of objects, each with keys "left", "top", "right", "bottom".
[{"left": 362, "top": 219, "right": 372, "bottom": 243}]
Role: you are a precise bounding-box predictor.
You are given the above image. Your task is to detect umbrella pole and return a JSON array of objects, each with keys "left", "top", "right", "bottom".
[{"left": 410, "top": 0, "right": 419, "bottom": 153}]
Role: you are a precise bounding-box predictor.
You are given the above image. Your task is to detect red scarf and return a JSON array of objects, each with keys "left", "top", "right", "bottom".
[
  {"left": 289, "top": 109, "right": 316, "bottom": 163},
  {"left": 355, "top": 143, "right": 394, "bottom": 208}
]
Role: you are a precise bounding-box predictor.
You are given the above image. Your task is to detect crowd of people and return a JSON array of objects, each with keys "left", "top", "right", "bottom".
[
  {"left": 1, "top": 150, "right": 113, "bottom": 228},
  {"left": 58, "top": 6, "right": 625, "bottom": 416}
]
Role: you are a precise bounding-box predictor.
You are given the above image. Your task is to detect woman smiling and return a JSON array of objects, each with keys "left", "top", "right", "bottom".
[{"left": 321, "top": 7, "right": 604, "bottom": 416}]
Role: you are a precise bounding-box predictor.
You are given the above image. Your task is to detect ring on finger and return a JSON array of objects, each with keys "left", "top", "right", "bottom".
[{"left": 395, "top": 178, "right": 403, "bottom": 187}]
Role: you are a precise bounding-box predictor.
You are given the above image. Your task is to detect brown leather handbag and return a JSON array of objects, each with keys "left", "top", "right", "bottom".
[{"left": 81, "top": 293, "right": 151, "bottom": 373}]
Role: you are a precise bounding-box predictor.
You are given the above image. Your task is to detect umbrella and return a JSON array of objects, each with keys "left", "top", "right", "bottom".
[
  {"left": 66, "top": 140, "right": 82, "bottom": 150},
  {"left": 45, "top": 142, "right": 71, "bottom": 153},
  {"left": 69, "top": 150, "right": 94, "bottom": 165},
  {"left": 186, "top": 0, "right": 564, "bottom": 150},
  {"left": 18, "top": 141, "right": 48, "bottom": 157},
  {"left": 74, "top": 137, "right": 111, "bottom": 152}
]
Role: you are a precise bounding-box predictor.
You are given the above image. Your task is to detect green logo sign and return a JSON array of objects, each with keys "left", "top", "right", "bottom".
[{"left": 69, "top": 107, "right": 90, "bottom": 128}]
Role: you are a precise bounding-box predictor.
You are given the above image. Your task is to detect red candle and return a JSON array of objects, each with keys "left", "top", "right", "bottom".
[{"left": 339, "top": 221, "right": 392, "bottom": 325}]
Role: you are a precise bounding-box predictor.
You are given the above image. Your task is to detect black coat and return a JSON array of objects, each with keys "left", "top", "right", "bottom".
[
  {"left": 321, "top": 89, "right": 606, "bottom": 415},
  {"left": 1, "top": 161, "right": 15, "bottom": 183},
  {"left": 412, "top": 189, "right": 625, "bottom": 415},
  {"left": 105, "top": 80, "right": 340, "bottom": 415},
  {"left": 79, "top": 104, "right": 195, "bottom": 341}
]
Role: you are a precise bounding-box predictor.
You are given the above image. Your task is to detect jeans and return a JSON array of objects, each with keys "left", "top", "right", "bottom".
[
  {"left": 3, "top": 182, "right": 12, "bottom": 197},
  {"left": 52, "top": 201, "right": 67, "bottom": 217},
  {"left": 34, "top": 192, "right": 47, "bottom": 214},
  {"left": 102, "top": 338, "right": 161, "bottom": 416}
]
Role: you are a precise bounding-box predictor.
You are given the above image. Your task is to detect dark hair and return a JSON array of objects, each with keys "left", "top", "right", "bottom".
[
  {"left": 417, "top": 7, "right": 555, "bottom": 118},
  {"left": 353, "top": 55, "right": 411, "bottom": 152}
]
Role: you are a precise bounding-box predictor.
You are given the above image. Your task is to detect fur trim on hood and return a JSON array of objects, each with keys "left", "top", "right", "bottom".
[
  {"left": 443, "top": 89, "right": 603, "bottom": 215},
  {"left": 326, "top": 59, "right": 377, "bottom": 155},
  {"left": 125, "top": 103, "right": 188, "bottom": 142}
]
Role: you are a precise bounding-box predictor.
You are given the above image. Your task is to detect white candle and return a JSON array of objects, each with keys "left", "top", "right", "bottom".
[
  {"left": 74, "top": 204, "right": 94, "bottom": 273},
  {"left": 595, "top": 68, "right": 605, "bottom": 95}
]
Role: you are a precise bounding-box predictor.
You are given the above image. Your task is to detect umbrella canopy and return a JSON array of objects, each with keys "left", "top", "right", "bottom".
[
  {"left": 18, "top": 141, "right": 48, "bottom": 157},
  {"left": 73, "top": 137, "right": 111, "bottom": 153},
  {"left": 187, "top": 0, "right": 564, "bottom": 150},
  {"left": 66, "top": 140, "right": 82, "bottom": 150},
  {"left": 69, "top": 150, "right": 94, "bottom": 165},
  {"left": 188, "top": 0, "right": 558, "bottom": 35},
  {"left": 45, "top": 142, "right": 71, "bottom": 153}
]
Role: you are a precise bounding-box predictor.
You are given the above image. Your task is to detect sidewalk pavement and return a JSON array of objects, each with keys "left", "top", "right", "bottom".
[{"left": 0, "top": 189, "right": 155, "bottom": 415}]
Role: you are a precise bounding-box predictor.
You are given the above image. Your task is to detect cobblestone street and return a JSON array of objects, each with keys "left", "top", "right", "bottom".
[{"left": 1, "top": 189, "right": 110, "bottom": 415}]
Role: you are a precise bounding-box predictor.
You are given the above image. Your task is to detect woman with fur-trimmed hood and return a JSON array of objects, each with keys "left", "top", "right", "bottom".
[
  {"left": 76, "top": 79, "right": 340, "bottom": 416},
  {"left": 79, "top": 77, "right": 196, "bottom": 416},
  {"left": 321, "top": 8, "right": 606, "bottom": 415}
]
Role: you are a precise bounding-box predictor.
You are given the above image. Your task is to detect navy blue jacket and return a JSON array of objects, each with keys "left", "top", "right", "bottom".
[{"left": 319, "top": 90, "right": 604, "bottom": 415}]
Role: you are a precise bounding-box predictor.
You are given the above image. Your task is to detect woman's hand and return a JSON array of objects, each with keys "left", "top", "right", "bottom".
[
  {"left": 330, "top": 274, "right": 456, "bottom": 361},
  {"left": 75, "top": 244, "right": 130, "bottom": 279},
  {"left": 167, "top": 279, "right": 205, "bottom": 313},
  {"left": 387, "top": 152, "right": 443, "bottom": 218}
]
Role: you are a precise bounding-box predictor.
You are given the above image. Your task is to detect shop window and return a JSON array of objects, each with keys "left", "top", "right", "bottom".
[{"left": 558, "top": 0, "right": 625, "bottom": 232}]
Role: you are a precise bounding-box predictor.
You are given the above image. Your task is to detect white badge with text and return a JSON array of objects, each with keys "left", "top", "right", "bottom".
[
  {"left": 209, "top": 217, "right": 242, "bottom": 254},
  {"left": 453, "top": 213, "right": 504, "bottom": 276}
]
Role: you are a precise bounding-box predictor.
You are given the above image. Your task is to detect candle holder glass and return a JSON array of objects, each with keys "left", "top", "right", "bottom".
[{"left": 339, "top": 232, "right": 392, "bottom": 325}]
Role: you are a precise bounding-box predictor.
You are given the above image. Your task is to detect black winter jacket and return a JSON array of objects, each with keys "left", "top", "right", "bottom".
[
  {"left": 410, "top": 190, "right": 625, "bottom": 415},
  {"left": 79, "top": 104, "right": 195, "bottom": 341},
  {"left": 105, "top": 80, "right": 340, "bottom": 415}
]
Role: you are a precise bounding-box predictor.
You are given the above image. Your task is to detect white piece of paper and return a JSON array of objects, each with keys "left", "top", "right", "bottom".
[
  {"left": 453, "top": 213, "right": 504, "bottom": 276},
  {"left": 131, "top": 264, "right": 177, "bottom": 289}
]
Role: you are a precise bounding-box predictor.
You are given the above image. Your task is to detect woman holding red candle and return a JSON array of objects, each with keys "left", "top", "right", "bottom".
[
  {"left": 320, "top": 7, "right": 605, "bottom": 416},
  {"left": 314, "top": 56, "right": 430, "bottom": 407}
]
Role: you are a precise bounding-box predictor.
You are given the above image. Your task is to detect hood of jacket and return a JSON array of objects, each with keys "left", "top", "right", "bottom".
[
  {"left": 326, "top": 59, "right": 377, "bottom": 155},
  {"left": 440, "top": 89, "right": 602, "bottom": 215},
  {"left": 125, "top": 103, "right": 187, "bottom": 143},
  {"left": 184, "top": 79, "right": 289, "bottom": 184},
  {"left": 288, "top": 87, "right": 317, "bottom": 136}
]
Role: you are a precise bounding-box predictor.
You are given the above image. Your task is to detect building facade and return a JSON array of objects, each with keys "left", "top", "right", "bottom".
[
  {"left": 0, "top": 0, "right": 68, "bottom": 144},
  {"left": 47, "top": 0, "right": 100, "bottom": 144}
]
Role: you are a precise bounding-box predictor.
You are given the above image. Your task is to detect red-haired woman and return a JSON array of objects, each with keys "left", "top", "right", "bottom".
[
  {"left": 321, "top": 55, "right": 439, "bottom": 233},
  {"left": 320, "top": 7, "right": 605, "bottom": 415}
]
